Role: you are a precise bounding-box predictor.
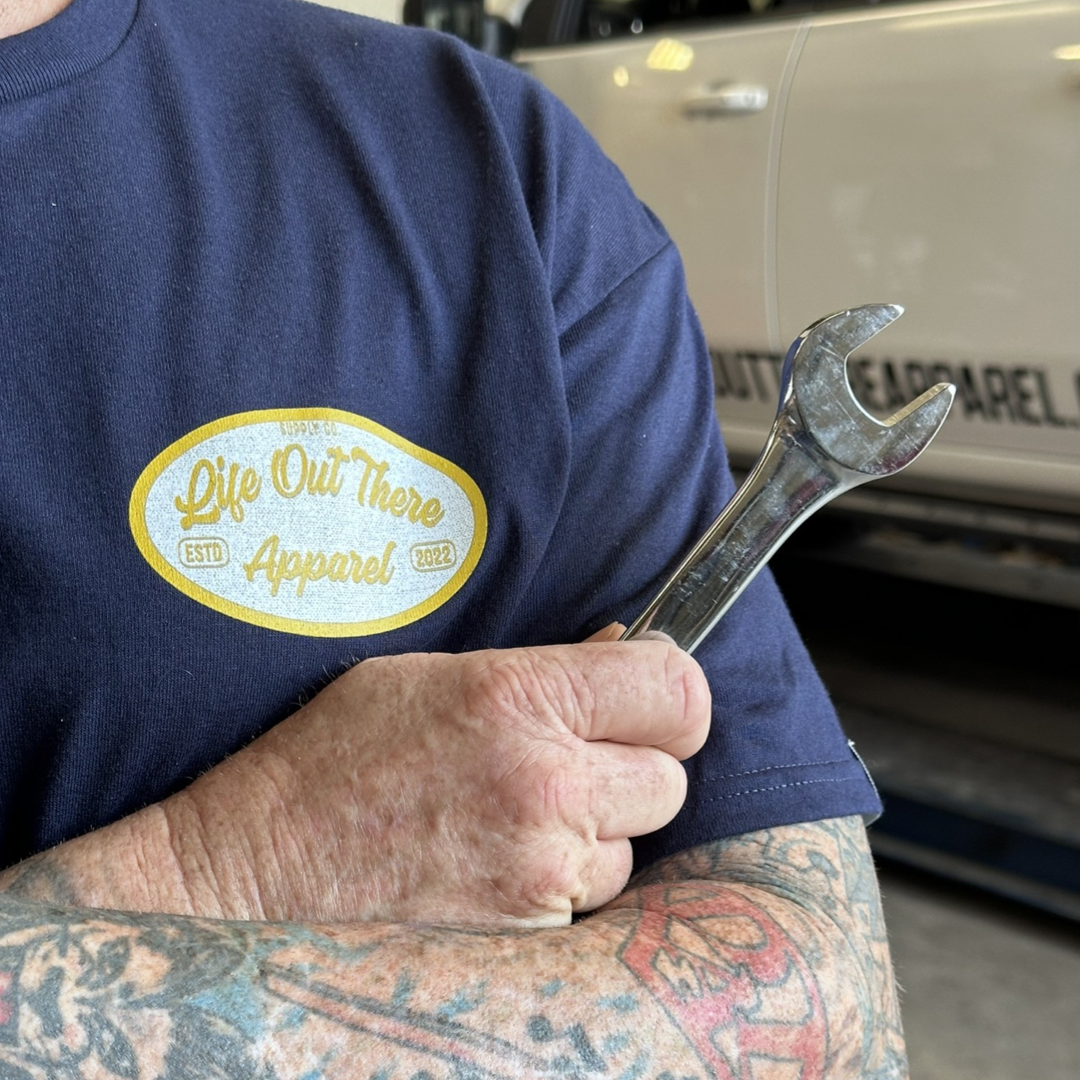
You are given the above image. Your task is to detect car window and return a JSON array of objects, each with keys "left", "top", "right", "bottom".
[
  {"left": 563, "top": 0, "right": 913, "bottom": 44},
  {"left": 412, "top": 0, "right": 913, "bottom": 54}
]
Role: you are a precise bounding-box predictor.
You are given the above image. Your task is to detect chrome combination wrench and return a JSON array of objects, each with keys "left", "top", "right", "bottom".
[{"left": 623, "top": 304, "right": 956, "bottom": 654}]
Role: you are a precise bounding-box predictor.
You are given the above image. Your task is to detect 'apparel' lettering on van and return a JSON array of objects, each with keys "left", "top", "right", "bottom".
[{"left": 710, "top": 349, "right": 1080, "bottom": 428}]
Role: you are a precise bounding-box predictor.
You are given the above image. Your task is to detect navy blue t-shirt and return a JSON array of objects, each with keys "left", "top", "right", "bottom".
[{"left": 0, "top": 0, "right": 879, "bottom": 871}]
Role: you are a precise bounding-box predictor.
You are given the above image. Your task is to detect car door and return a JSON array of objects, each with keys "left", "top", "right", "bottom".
[
  {"left": 519, "top": 14, "right": 808, "bottom": 353},
  {"left": 776, "top": 0, "right": 1080, "bottom": 511}
]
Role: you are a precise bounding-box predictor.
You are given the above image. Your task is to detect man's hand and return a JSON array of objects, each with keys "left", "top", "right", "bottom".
[{"left": 0, "top": 632, "right": 710, "bottom": 928}]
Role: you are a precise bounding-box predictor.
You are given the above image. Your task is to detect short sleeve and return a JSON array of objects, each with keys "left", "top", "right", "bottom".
[{"left": 509, "top": 219, "right": 882, "bottom": 869}]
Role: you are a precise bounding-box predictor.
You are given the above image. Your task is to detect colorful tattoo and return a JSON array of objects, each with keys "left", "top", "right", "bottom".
[
  {"left": 0, "top": 816, "right": 905, "bottom": 1079},
  {"left": 618, "top": 884, "right": 827, "bottom": 1079},
  {"left": 626, "top": 816, "right": 907, "bottom": 1079}
]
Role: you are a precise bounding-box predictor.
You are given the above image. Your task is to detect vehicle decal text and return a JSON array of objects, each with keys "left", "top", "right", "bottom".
[{"left": 711, "top": 349, "right": 1080, "bottom": 429}]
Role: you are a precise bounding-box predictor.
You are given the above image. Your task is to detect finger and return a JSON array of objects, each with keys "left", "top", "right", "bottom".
[
  {"left": 582, "top": 622, "right": 626, "bottom": 643},
  {"left": 585, "top": 741, "right": 688, "bottom": 840},
  {"left": 569, "top": 838, "right": 634, "bottom": 914},
  {"left": 511, "top": 640, "right": 711, "bottom": 759}
]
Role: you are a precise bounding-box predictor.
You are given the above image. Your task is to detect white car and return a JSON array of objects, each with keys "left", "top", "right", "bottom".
[{"left": 510, "top": 0, "right": 1080, "bottom": 603}]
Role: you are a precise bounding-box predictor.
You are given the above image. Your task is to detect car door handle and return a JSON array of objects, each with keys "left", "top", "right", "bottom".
[{"left": 681, "top": 82, "right": 769, "bottom": 117}]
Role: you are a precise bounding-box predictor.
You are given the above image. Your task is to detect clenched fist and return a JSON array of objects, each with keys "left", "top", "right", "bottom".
[{"left": 160, "top": 630, "right": 711, "bottom": 927}]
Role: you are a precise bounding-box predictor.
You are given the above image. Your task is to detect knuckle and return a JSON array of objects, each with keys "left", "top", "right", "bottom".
[
  {"left": 659, "top": 756, "right": 689, "bottom": 815},
  {"left": 590, "top": 840, "right": 634, "bottom": 907},
  {"left": 538, "top": 761, "right": 593, "bottom": 828},
  {"left": 496, "top": 754, "right": 591, "bottom": 832},
  {"left": 530, "top": 848, "right": 583, "bottom": 906},
  {"left": 493, "top": 841, "right": 583, "bottom": 918},
  {"left": 462, "top": 649, "right": 589, "bottom": 738},
  {"left": 663, "top": 645, "right": 711, "bottom": 726},
  {"left": 446, "top": 652, "right": 531, "bottom": 740},
  {"left": 633, "top": 750, "right": 687, "bottom": 824},
  {"left": 571, "top": 842, "right": 633, "bottom": 914}
]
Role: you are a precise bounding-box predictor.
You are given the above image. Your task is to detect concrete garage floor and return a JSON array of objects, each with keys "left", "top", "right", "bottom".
[{"left": 878, "top": 862, "right": 1080, "bottom": 1079}]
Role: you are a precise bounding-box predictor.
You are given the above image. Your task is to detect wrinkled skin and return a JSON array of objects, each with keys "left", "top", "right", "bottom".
[{"left": 1, "top": 629, "right": 710, "bottom": 928}]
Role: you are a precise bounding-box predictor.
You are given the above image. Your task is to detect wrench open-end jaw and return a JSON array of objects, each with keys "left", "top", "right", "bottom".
[{"left": 623, "top": 304, "right": 955, "bottom": 654}]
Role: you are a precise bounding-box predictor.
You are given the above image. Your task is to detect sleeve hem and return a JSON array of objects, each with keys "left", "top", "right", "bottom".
[{"left": 631, "top": 755, "right": 884, "bottom": 871}]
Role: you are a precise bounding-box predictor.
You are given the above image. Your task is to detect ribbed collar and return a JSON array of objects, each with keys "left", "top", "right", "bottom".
[{"left": 0, "top": 0, "right": 139, "bottom": 103}]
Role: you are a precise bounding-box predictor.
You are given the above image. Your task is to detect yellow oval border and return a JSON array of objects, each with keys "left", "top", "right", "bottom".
[{"left": 129, "top": 408, "right": 488, "bottom": 637}]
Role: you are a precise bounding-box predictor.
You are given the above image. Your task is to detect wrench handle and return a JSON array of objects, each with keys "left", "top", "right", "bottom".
[
  {"left": 621, "top": 421, "right": 855, "bottom": 655},
  {"left": 621, "top": 304, "right": 954, "bottom": 655}
]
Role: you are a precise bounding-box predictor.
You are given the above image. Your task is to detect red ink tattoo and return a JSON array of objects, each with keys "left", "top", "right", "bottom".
[{"left": 618, "top": 885, "right": 827, "bottom": 1080}]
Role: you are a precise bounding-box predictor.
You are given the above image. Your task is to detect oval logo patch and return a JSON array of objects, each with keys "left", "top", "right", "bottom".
[{"left": 129, "top": 409, "right": 487, "bottom": 637}]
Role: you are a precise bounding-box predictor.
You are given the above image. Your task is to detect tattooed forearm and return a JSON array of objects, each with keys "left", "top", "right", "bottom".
[
  {"left": 0, "top": 817, "right": 905, "bottom": 1079},
  {"left": 622, "top": 816, "right": 908, "bottom": 1079},
  {"left": 0, "top": 897, "right": 662, "bottom": 1080}
]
